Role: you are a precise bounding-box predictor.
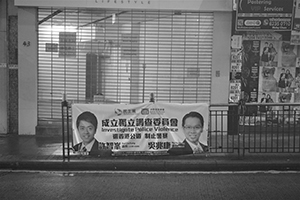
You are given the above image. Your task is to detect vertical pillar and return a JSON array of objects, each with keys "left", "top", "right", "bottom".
[
  {"left": 8, "top": 15, "right": 18, "bottom": 134},
  {"left": 0, "top": 0, "right": 8, "bottom": 134},
  {"left": 18, "top": 7, "right": 38, "bottom": 135},
  {"left": 211, "top": 12, "right": 231, "bottom": 104}
]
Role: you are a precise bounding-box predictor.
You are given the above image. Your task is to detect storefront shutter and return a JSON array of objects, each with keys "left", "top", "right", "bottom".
[{"left": 38, "top": 8, "right": 213, "bottom": 122}]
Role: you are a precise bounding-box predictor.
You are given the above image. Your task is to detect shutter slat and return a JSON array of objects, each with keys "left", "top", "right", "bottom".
[{"left": 38, "top": 8, "right": 213, "bottom": 122}]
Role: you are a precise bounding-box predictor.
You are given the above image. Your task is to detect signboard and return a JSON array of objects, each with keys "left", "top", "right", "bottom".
[
  {"left": 236, "top": 0, "right": 294, "bottom": 31},
  {"left": 45, "top": 43, "right": 58, "bottom": 52},
  {"left": 72, "top": 102, "right": 209, "bottom": 156}
]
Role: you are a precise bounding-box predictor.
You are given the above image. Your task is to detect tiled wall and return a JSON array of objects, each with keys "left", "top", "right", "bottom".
[{"left": 8, "top": 16, "right": 18, "bottom": 134}]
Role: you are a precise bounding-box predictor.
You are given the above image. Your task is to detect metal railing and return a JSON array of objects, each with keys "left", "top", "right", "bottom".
[
  {"left": 61, "top": 100, "right": 71, "bottom": 161},
  {"left": 209, "top": 103, "right": 300, "bottom": 156},
  {"left": 62, "top": 101, "right": 300, "bottom": 161}
]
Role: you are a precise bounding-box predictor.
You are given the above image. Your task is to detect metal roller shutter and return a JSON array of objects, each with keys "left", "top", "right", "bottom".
[{"left": 38, "top": 8, "right": 213, "bottom": 122}]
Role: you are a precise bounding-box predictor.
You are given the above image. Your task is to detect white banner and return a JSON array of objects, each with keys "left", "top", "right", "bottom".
[{"left": 72, "top": 102, "right": 209, "bottom": 156}]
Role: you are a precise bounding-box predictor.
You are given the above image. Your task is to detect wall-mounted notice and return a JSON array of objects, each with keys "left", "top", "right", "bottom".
[{"left": 59, "top": 32, "right": 76, "bottom": 58}]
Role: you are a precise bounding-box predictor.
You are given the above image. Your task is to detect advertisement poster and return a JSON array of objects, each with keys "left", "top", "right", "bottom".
[
  {"left": 291, "top": 0, "right": 300, "bottom": 45},
  {"left": 72, "top": 102, "right": 209, "bottom": 156},
  {"left": 240, "top": 40, "right": 260, "bottom": 103},
  {"left": 291, "top": 30, "right": 300, "bottom": 45},
  {"left": 236, "top": 0, "right": 294, "bottom": 31},
  {"left": 229, "top": 38, "right": 243, "bottom": 103},
  {"left": 293, "top": 0, "right": 300, "bottom": 31},
  {"left": 258, "top": 41, "right": 300, "bottom": 104},
  {"left": 229, "top": 80, "right": 242, "bottom": 103}
]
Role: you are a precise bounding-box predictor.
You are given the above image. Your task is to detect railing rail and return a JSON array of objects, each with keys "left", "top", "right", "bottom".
[{"left": 61, "top": 102, "right": 300, "bottom": 161}]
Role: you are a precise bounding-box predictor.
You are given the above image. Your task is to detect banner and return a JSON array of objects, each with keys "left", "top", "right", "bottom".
[{"left": 72, "top": 102, "right": 209, "bottom": 156}]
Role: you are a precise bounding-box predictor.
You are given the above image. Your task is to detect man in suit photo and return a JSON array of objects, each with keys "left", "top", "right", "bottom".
[
  {"left": 168, "top": 111, "right": 208, "bottom": 155},
  {"left": 72, "top": 111, "right": 100, "bottom": 155}
]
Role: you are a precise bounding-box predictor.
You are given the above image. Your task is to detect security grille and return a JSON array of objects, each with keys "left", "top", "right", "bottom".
[{"left": 38, "top": 8, "right": 214, "bottom": 122}]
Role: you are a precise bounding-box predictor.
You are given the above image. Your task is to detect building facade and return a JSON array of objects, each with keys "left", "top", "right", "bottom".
[{"left": 0, "top": 0, "right": 232, "bottom": 135}]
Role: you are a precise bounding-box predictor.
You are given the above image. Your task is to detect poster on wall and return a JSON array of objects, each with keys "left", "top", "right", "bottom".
[
  {"left": 71, "top": 102, "right": 209, "bottom": 156},
  {"left": 293, "top": 0, "right": 300, "bottom": 31},
  {"left": 258, "top": 40, "right": 300, "bottom": 104},
  {"left": 292, "top": 0, "right": 300, "bottom": 45},
  {"left": 229, "top": 80, "right": 242, "bottom": 103},
  {"left": 259, "top": 40, "right": 279, "bottom": 67},
  {"left": 230, "top": 35, "right": 243, "bottom": 103},
  {"left": 240, "top": 40, "right": 261, "bottom": 104},
  {"left": 229, "top": 32, "right": 283, "bottom": 104},
  {"left": 278, "top": 41, "right": 298, "bottom": 68},
  {"left": 236, "top": 0, "right": 294, "bottom": 31},
  {"left": 291, "top": 30, "right": 300, "bottom": 45},
  {"left": 231, "top": 2, "right": 300, "bottom": 125}
]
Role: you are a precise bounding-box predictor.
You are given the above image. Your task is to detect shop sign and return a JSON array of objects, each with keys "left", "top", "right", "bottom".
[{"left": 236, "top": 0, "right": 294, "bottom": 31}]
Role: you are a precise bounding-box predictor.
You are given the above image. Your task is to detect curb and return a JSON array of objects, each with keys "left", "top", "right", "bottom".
[{"left": 1, "top": 159, "right": 300, "bottom": 171}]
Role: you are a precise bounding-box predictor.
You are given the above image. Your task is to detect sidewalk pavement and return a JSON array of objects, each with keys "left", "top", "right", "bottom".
[{"left": 0, "top": 134, "right": 300, "bottom": 171}]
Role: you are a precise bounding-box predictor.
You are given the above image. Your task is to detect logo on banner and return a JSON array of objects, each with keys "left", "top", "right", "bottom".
[
  {"left": 114, "top": 108, "right": 136, "bottom": 116},
  {"left": 115, "top": 108, "right": 122, "bottom": 116},
  {"left": 150, "top": 108, "right": 165, "bottom": 115},
  {"left": 141, "top": 108, "right": 149, "bottom": 115}
]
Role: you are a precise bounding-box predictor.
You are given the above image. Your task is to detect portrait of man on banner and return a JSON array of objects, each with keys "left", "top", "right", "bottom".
[
  {"left": 71, "top": 110, "right": 112, "bottom": 156},
  {"left": 167, "top": 111, "right": 208, "bottom": 155},
  {"left": 71, "top": 111, "right": 99, "bottom": 155}
]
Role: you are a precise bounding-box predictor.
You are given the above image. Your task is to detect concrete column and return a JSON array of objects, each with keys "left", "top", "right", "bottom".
[
  {"left": 18, "top": 7, "right": 37, "bottom": 135},
  {"left": 0, "top": 0, "right": 8, "bottom": 134},
  {"left": 211, "top": 12, "right": 231, "bottom": 104}
]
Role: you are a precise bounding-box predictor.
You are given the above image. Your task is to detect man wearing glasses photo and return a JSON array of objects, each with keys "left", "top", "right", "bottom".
[{"left": 168, "top": 111, "right": 208, "bottom": 155}]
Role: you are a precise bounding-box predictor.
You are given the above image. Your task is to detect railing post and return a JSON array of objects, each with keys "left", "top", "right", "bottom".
[
  {"left": 66, "top": 101, "right": 70, "bottom": 161},
  {"left": 61, "top": 95, "right": 71, "bottom": 162},
  {"left": 61, "top": 100, "right": 67, "bottom": 161},
  {"left": 237, "top": 98, "right": 246, "bottom": 157}
]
